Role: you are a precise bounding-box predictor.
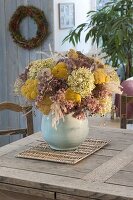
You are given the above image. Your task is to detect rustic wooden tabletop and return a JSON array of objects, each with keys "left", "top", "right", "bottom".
[{"left": 0, "top": 126, "right": 133, "bottom": 200}]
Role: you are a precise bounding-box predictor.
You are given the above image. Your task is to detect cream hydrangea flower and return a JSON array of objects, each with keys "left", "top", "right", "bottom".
[
  {"left": 104, "top": 65, "right": 121, "bottom": 94},
  {"left": 28, "top": 58, "right": 55, "bottom": 79},
  {"left": 104, "top": 65, "right": 120, "bottom": 84},
  {"left": 99, "top": 96, "right": 112, "bottom": 115},
  {"left": 68, "top": 67, "right": 95, "bottom": 98},
  {"left": 14, "top": 78, "right": 24, "bottom": 95}
]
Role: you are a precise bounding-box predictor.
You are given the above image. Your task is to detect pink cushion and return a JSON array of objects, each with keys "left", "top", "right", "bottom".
[
  {"left": 121, "top": 80, "right": 133, "bottom": 95},
  {"left": 115, "top": 79, "right": 133, "bottom": 118}
]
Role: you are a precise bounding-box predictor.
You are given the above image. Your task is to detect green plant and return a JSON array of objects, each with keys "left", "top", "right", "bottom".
[{"left": 63, "top": 0, "right": 133, "bottom": 78}]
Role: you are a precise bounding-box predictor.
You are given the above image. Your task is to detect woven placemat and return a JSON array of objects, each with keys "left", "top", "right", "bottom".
[{"left": 16, "top": 138, "right": 110, "bottom": 164}]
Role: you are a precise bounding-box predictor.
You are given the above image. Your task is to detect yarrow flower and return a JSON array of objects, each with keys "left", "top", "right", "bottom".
[
  {"left": 14, "top": 49, "right": 121, "bottom": 127},
  {"left": 94, "top": 68, "right": 110, "bottom": 84},
  {"left": 21, "top": 79, "right": 38, "bottom": 100},
  {"left": 65, "top": 88, "right": 81, "bottom": 103},
  {"left": 52, "top": 62, "right": 68, "bottom": 79}
]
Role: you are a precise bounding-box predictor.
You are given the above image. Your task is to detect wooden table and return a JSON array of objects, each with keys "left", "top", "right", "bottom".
[{"left": 0, "top": 126, "right": 133, "bottom": 200}]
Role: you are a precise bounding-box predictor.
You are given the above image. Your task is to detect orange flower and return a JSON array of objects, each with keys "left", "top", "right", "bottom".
[{"left": 37, "top": 96, "right": 52, "bottom": 115}]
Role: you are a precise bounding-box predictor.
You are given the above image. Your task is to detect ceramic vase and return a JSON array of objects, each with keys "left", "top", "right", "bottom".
[{"left": 41, "top": 114, "right": 89, "bottom": 150}]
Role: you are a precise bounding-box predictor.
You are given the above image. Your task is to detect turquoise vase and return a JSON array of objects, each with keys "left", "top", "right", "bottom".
[{"left": 41, "top": 114, "right": 89, "bottom": 150}]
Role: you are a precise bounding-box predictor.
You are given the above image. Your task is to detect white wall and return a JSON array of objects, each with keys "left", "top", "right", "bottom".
[{"left": 53, "top": 0, "right": 95, "bottom": 54}]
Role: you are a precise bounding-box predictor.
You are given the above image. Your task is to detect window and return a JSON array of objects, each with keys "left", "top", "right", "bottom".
[
  {"left": 96, "top": 0, "right": 109, "bottom": 10},
  {"left": 58, "top": 3, "right": 75, "bottom": 29}
]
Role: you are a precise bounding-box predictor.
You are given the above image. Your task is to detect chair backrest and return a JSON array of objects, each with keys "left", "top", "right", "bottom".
[
  {"left": 0, "top": 102, "right": 34, "bottom": 137},
  {"left": 120, "top": 95, "right": 133, "bottom": 129}
]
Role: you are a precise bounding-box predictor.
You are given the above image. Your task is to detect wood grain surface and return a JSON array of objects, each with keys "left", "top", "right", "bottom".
[{"left": 0, "top": 126, "right": 133, "bottom": 199}]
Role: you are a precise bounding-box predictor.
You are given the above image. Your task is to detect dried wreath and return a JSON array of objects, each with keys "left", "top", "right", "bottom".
[{"left": 9, "top": 5, "right": 48, "bottom": 49}]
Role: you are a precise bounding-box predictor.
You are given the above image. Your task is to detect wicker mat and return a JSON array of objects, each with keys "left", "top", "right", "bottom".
[{"left": 17, "top": 138, "right": 110, "bottom": 164}]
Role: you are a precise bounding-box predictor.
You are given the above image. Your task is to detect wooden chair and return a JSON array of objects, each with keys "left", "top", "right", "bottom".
[
  {"left": 120, "top": 94, "right": 133, "bottom": 129},
  {"left": 0, "top": 102, "right": 34, "bottom": 138}
]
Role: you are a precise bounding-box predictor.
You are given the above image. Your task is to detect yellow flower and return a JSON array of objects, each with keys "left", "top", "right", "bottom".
[
  {"left": 94, "top": 68, "right": 110, "bottom": 84},
  {"left": 31, "top": 91, "right": 38, "bottom": 99},
  {"left": 52, "top": 62, "right": 68, "bottom": 79},
  {"left": 21, "top": 86, "right": 27, "bottom": 94},
  {"left": 37, "top": 96, "right": 52, "bottom": 115},
  {"left": 21, "top": 79, "right": 38, "bottom": 100},
  {"left": 65, "top": 88, "right": 81, "bottom": 103}
]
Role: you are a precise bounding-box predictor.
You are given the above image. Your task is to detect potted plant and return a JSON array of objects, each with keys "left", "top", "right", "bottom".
[
  {"left": 63, "top": 0, "right": 133, "bottom": 79},
  {"left": 14, "top": 49, "right": 121, "bottom": 150}
]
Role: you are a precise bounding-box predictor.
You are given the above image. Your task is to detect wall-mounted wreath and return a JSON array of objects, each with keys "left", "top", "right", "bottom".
[{"left": 9, "top": 5, "right": 48, "bottom": 49}]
